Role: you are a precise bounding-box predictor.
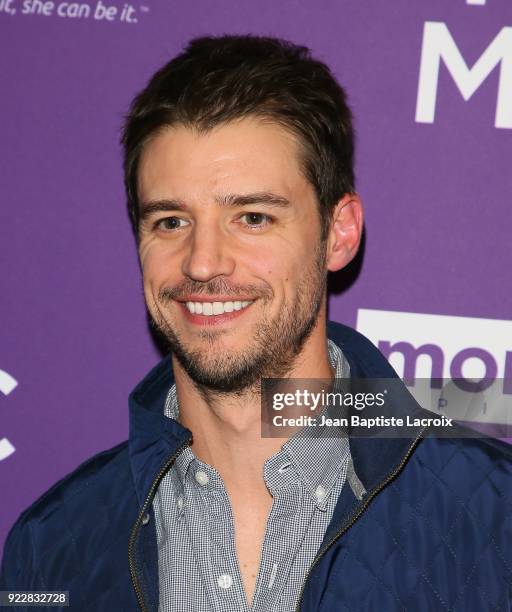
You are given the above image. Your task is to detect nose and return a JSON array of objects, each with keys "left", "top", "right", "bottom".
[{"left": 181, "top": 221, "right": 236, "bottom": 282}]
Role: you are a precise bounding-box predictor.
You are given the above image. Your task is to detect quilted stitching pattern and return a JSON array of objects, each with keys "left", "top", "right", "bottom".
[
  {"left": 314, "top": 436, "right": 512, "bottom": 612},
  {"left": 1, "top": 442, "right": 141, "bottom": 611}
]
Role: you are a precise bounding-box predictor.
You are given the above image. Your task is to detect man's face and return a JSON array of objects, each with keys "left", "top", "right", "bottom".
[{"left": 137, "top": 117, "right": 328, "bottom": 393}]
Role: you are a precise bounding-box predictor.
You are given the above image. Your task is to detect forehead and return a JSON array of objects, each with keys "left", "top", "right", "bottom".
[{"left": 137, "top": 117, "right": 311, "bottom": 204}]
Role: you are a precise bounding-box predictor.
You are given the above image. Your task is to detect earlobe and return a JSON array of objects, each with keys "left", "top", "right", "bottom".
[{"left": 326, "top": 193, "right": 364, "bottom": 272}]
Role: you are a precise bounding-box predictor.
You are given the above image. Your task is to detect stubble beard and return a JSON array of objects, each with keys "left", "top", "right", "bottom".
[{"left": 147, "top": 242, "right": 328, "bottom": 395}]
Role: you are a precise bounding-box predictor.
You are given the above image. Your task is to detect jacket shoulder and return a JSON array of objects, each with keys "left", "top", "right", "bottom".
[
  {"left": 15, "top": 440, "right": 130, "bottom": 525},
  {"left": 327, "top": 319, "right": 399, "bottom": 377},
  {"left": 406, "top": 433, "right": 512, "bottom": 523},
  {"left": 1, "top": 440, "right": 134, "bottom": 590},
  {"left": 421, "top": 429, "right": 512, "bottom": 469},
  {"left": 310, "top": 433, "right": 512, "bottom": 611}
]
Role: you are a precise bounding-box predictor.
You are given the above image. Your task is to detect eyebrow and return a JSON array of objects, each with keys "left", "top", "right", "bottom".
[{"left": 139, "top": 191, "right": 291, "bottom": 223}]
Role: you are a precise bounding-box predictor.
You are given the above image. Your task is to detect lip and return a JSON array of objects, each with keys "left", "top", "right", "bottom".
[
  {"left": 177, "top": 299, "right": 255, "bottom": 326},
  {"left": 176, "top": 295, "right": 256, "bottom": 302}
]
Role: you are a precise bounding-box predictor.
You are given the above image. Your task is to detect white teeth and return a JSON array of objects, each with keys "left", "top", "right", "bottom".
[
  {"left": 212, "top": 302, "right": 224, "bottom": 315},
  {"left": 184, "top": 300, "right": 254, "bottom": 316}
]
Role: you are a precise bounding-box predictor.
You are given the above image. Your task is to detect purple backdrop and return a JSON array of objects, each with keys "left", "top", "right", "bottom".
[{"left": 1, "top": 0, "right": 511, "bottom": 554}]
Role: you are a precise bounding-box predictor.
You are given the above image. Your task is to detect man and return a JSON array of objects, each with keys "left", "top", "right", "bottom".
[{"left": 1, "top": 35, "right": 511, "bottom": 612}]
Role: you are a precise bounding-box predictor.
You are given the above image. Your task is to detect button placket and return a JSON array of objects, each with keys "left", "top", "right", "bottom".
[
  {"left": 198, "top": 474, "right": 245, "bottom": 611},
  {"left": 211, "top": 491, "right": 242, "bottom": 608},
  {"left": 256, "top": 484, "right": 303, "bottom": 611}
]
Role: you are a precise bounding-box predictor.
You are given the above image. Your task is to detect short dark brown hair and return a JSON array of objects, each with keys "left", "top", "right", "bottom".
[{"left": 121, "top": 35, "right": 355, "bottom": 241}]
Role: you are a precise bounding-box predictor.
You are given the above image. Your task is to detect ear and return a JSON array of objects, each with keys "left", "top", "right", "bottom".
[{"left": 326, "top": 193, "right": 364, "bottom": 272}]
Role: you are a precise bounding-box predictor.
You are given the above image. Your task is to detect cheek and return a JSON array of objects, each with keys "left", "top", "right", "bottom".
[
  {"left": 249, "top": 232, "right": 313, "bottom": 284},
  {"left": 246, "top": 246, "right": 283, "bottom": 281},
  {"left": 139, "top": 243, "right": 178, "bottom": 288},
  {"left": 248, "top": 244, "right": 303, "bottom": 298},
  {"left": 253, "top": 229, "right": 305, "bottom": 271}
]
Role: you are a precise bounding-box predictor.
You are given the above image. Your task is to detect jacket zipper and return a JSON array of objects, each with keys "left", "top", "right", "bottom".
[
  {"left": 294, "top": 427, "right": 427, "bottom": 612},
  {"left": 128, "top": 438, "right": 192, "bottom": 612}
]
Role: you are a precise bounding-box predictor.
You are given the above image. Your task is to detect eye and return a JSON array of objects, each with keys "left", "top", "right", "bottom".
[
  {"left": 239, "top": 212, "right": 273, "bottom": 229},
  {"left": 155, "top": 216, "right": 189, "bottom": 231}
]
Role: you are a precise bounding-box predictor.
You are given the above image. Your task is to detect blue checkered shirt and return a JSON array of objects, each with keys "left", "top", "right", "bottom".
[{"left": 153, "top": 339, "right": 358, "bottom": 611}]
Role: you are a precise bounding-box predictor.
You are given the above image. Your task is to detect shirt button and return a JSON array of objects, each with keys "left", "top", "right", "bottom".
[
  {"left": 217, "top": 574, "right": 233, "bottom": 589},
  {"left": 177, "top": 495, "right": 184, "bottom": 510},
  {"left": 315, "top": 485, "right": 327, "bottom": 503},
  {"left": 195, "top": 470, "right": 209, "bottom": 486},
  {"left": 278, "top": 462, "right": 292, "bottom": 474},
  {"left": 141, "top": 512, "right": 150, "bottom": 525}
]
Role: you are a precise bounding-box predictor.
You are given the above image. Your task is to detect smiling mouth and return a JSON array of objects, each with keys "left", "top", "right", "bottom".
[{"left": 183, "top": 300, "right": 254, "bottom": 316}]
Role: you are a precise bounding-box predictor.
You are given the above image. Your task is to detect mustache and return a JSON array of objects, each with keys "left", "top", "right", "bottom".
[{"left": 158, "top": 279, "right": 273, "bottom": 302}]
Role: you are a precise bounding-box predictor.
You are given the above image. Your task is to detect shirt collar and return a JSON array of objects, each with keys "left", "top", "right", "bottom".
[
  {"left": 163, "top": 339, "right": 351, "bottom": 509},
  {"left": 280, "top": 339, "right": 351, "bottom": 509},
  {"left": 163, "top": 385, "right": 195, "bottom": 489}
]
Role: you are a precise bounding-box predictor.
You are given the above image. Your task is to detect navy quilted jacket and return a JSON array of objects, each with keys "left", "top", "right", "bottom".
[{"left": 1, "top": 321, "right": 511, "bottom": 611}]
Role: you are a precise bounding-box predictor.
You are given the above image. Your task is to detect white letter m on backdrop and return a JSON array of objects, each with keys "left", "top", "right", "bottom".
[{"left": 416, "top": 22, "right": 512, "bottom": 129}]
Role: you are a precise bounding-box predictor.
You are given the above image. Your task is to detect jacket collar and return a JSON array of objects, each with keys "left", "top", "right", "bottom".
[{"left": 128, "top": 320, "right": 425, "bottom": 508}]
